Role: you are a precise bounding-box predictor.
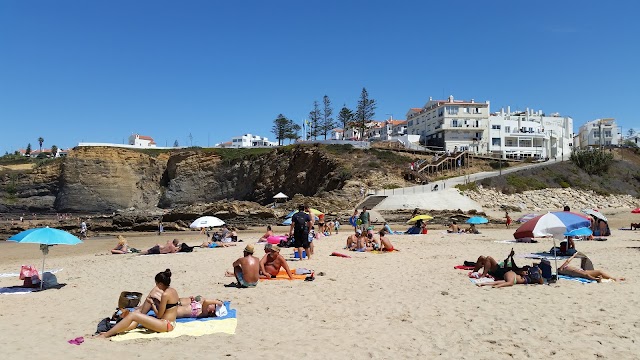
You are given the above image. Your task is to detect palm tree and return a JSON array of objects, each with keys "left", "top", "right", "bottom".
[{"left": 38, "top": 137, "right": 44, "bottom": 153}]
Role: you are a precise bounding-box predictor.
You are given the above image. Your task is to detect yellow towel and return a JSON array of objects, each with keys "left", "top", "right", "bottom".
[{"left": 110, "top": 318, "right": 237, "bottom": 341}]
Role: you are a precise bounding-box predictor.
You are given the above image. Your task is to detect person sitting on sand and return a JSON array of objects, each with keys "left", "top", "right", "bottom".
[
  {"left": 379, "top": 230, "right": 395, "bottom": 251},
  {"left": 365, "top": 231, "right": 380, "bottom": 251},
  {"left": 224, "top": 244, "right": 260, "bottom": 288},
  {"left": 353, "top": 230, "right": 368, "bottom": 252},
  {"left": 141, "top": 238, "right": 180, "bottom": 255},
  {"left": 447, "top": 222, "right": 460, "bottom": 233},
  {"left": 259, "top": 244, "right": 293, "bottom": 279},
  {"left": 258, "top": 225, "right": 274, "bottom": 243},
  {"left": 465, "top": 224, "right": 480, "bottom": 234},
  {"left": 96, "top": 269, "right": 179, "bottom": 338},
  {"left": 111, "top": 235, "right": 129, "bottom": 254},
  {"left": 558, "top": 252, "right": 624, "bottom": 282},
  {"left": 345, "top": 229, "right": 361, "bottom": 250}
]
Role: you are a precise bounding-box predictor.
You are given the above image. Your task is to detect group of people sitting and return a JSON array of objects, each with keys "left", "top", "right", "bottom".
[
  {"left": 447, "top": 221, "right": 480, "bottom": 234},
  {"left": 96, "top": 269, "right": 226, "bottom": 338},
  {"left": 224, "top": 243, "right": 296, "bottom": 288},
  {"left": 345, "top": 229, "right": 395, "bottom": 252}
]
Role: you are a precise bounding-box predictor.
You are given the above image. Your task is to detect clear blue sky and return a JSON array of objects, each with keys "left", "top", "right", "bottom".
[{"left": 1, "top": 1, "right": 639, "bottom": 153}]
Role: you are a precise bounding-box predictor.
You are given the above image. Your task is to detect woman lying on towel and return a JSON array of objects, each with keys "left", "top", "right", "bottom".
[
  {"left": 176, "top": 296, "right": 225, "bottom": 318},
  {"left": 476, "top": 267, "right": 544, "bottom": 288},
  {"left": 473, "top": 249, "right": 527, "bottom": 280},
  {"left": 96, "top": 269, "right": 179, "bottom": 338},
  {"left": 558, "top": 253, "right": 624, "bottom": 282}
]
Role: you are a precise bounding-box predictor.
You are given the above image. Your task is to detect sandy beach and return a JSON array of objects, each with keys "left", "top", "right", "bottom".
[{"left": 1, "top": 209, "right": 640, "bottom": 359}]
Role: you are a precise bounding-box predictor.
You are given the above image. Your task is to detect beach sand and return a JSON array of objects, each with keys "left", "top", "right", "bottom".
[{"left": 1, "top": 209, "right": 639, "bottom": 359}]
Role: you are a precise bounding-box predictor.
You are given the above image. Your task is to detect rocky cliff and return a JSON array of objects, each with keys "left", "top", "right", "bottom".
[{"left": 0, "top": 145, "right": 348, "bottom": 214}]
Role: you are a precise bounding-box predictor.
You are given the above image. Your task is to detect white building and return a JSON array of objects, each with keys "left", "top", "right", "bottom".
[
  {"left": 406, "top": 95, "right": 490, "bottom": 152},
  {"left": 406, "top": 95, "right": 573, "bottom": 159},
  {"left": 128, "top": 134, "right": 157, "bottom": 147},
  {"left": 576, "top": 118, "right": 619, "bottom": 149},
  {"left": 331, "top": 128, "right": 344, "bottom": 140},
  {"left": 627, "top": 135, "right": 640, "bottom": 146},
  {"left": 487, "top": 108, "right": 573, "bottom": 160},
  {"left": 380, "top": 120, "right": 408, "bottom": 141},
  {"left": 225, "top": 134, "right": 277, "bottom": 148}
]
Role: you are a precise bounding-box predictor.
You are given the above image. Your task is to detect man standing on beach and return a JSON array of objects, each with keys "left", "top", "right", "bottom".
[
  {"left": 226, "top": 244, "right": 260, "bottom": 287},
  {"left": 289, "top": 204, "right": 312, "bottom": 260},
  {"left": 359, "top": 206, "right": 370, "bottom": 231}
]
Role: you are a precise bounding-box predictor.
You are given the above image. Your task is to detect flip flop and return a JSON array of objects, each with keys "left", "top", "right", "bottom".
[{"left": 68, "top": 336, "right": 84, "bottom": 345}]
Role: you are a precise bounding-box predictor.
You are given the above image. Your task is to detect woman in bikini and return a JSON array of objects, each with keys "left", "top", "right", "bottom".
[
  {"left": 111, "top": 235, "right": 129, "bottom": 254},
  {"left": 476, "top": 266, "right": 544, "bottom": 288},
  {"left": 96, "top": 269, "right": 180, "bottom": 338},
  {"left": 176, "top": 296, "right": 225, "bottom": 318}
]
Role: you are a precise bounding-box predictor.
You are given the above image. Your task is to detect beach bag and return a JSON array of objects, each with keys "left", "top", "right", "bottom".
[
  {"left": 19, "top": 265, "right": 39, "bottom": 280},
  {"left": 118, "top": 291, "right": 142, "bottom": 309},
  {"left": 179, "top": 243, "right": 194, "bottom": 253},
  {"left": 96, "top": 317, "right": 114, "bottom": 334},
  {"left": 293, "top": 213, "right": 308, "bottom": 234},
  {"left": 538, "top": 260, "right": 552, "bottom": 279},
  {"left": 215, "top": 303, "right": 228, "bottom": 317},
  {"left": 528, "top": 265, "right": 542, "bottom": 282}
]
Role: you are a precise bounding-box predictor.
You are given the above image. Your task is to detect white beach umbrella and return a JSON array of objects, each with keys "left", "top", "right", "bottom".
[
  {"left": 190, "top": 216, "right": 225, "bottom": 229},
  {"left": 273, "top": 192, "right": 289, "bottom": 199}
]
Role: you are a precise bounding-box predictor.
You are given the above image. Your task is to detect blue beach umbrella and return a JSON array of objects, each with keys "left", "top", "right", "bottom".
[
  {"left": 282, "top": 218, "right": 292, "bottom": 226},
  {"left": 563, "top": 227, "right": 593, "bottom": 237},
  {"left": 466, "top": 216, "right": 489, "bottom": 224},
  {"left": 8, "top": 227, "right": 83, "bottom": 290}
]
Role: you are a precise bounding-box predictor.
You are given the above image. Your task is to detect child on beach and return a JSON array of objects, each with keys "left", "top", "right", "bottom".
[{"left": 505, "top": 211, "right": 512, "bottom": 229}]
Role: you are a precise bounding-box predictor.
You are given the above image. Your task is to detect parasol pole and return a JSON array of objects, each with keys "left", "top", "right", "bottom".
[
  {"left": 41, "top": 249, "right": 46, "bottom": 291},
  {"left": 552, "top": 237, "right": 558, "bottom": 284}
]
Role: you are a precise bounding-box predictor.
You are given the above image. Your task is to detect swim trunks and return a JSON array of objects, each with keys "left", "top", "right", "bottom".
[
  {"left": 147, "top": 245, "right": 160, "bottom": 255},
  {"left": 237, "top": 271, "right": 257, "bottom": 288}
]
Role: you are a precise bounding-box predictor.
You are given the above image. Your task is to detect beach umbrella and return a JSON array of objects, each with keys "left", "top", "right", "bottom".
[
  {"left": 517, "top": 213, "right": 539, "bottom": 223},
  {"left": 513, "top": 212, "right": 591, "bottom": 280},
  {"left": 407, "top": 214, "right": 434, "bottom": 224},
  {"left": 581, "top": 209, "right": 607, "bottom": 222},
  {"left": 513, "top": 212, "right": 591, "bottom": 240},
  {"left": 190, "top": 216, "right": 225, "bottom": 229},
  {"left": 8, "top": 227, "right": 83, "bottom": 290},
  {"left": 466, "top": 216, "right": 488, "bottom": 224},
  {"left": 284, "top": 210, "right": 297, "bottom": 219},
  {"left": 282, "top": 218, "right": 292, "bottom": 226},
  {"left": 273, "top": 192, "right": 288, "bottom": 200},
  {"left": 308, "top": 208, "right": 323, "bottom": 216},
  {"left": 632, "top": 208, "right": 640, "bottom": 214},
  {"left": 563, "top": 227, "right": 593, "bottom": 237}
]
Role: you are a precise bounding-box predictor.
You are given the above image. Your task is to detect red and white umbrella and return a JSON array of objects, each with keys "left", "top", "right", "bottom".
[{"left": 514, "top": 211, "right": 591, "bottom": 240}]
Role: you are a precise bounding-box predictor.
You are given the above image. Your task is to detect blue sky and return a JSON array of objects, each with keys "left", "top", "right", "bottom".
[{"left": 1, "top": 1, "right": 639, "bottom": 153}]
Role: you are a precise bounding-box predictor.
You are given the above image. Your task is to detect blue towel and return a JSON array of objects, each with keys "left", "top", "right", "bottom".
[
  {"left": 557, "top": 275, "right": 595, "bottom": 284},
  {"left": 148, "top": 301, "right": 236, "bottom": 322}
]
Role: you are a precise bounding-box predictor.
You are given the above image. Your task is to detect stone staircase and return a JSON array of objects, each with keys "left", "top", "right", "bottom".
[{"left": 357, "top": 195, "right": 388, "bottom": 210}]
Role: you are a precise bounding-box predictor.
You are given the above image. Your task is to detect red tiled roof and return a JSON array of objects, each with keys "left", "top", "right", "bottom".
[{"left": 134, "top": 134, "right": 156, "bottom": 144}]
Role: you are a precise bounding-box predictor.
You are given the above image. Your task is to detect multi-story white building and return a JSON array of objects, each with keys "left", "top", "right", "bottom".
[
  {"left": 406, "top": 95, "right": 573, "bottom": 159},
  {"left": 406, "top": 96, "right": 490, "bottom": 152},
  {"left": 380, "top": 120, "right": 408, "bottom": 140},
  {"left": 225, "top": 134, "right": 277, "bottom": 148},
  {"left": 576, "top": 118, "right": 619, "bottom": 149},
  {"left": 487, "top": 108, "right": 573, "bottom": 160},
  {"left": 128, "top": 134, "right": 157, "bottom": 147}
]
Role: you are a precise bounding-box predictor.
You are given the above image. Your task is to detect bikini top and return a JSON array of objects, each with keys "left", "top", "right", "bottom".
[{"left": 165, "top": 302, "right": 179, "bottom": 309}]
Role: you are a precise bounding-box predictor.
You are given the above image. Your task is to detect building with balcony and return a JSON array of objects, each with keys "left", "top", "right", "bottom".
[
  {"left": 406, "top": 95, "right": 490, "bottom": 152},
  {"left": 220, "top": 134, "right": 277, "bottom": 148},
  {"left": 576, "top": 118, "right": 619, "bottom": 149},
  {"left": 380, "top": 119, "right": 408, "bottom": 140},
  {"left": 487, "top": 108, "right": 573, "bottom": 160}
]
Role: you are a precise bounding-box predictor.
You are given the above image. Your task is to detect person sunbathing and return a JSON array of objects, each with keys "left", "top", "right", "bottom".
[
  {"left": 558, "top": 252, "right": 624, "bottom": 282},
  {"left": 476, "top": 267, "right": 544, "bottom": 288},
  {"left": 379, "top": 230, "right": 395, "bottom": 251},
  {"left": 366, "top": 232, "right": 381, "bottom": 251},
  {"left": 259, "top": 244, "right": 293, "bottom": 279},
  {"left": 473, "top": 249, "right": 527, "bottom": 280},
  {"left": 141, "top": 238, "right": 180, "bottom": 255},
  {"left": 465, "top": 224, "right": 480, "bottom": 234},
  {"left": 111, "top": 235, "right": 129, "bottom": 254},
  {"left": 176, "top": 296, "right": 225, "bottom": 318},
  {"left": 96, "top": 269, "right": 179, "bottom": 338},
  {"left": 257, "top": 226, "right": 274, "bottom": 242}
]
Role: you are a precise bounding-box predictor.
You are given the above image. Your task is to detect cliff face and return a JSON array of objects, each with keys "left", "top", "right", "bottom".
[
  {"left": 159, "top": 146, "right": 342, "bottom": 207},
  {"left": 0, "top": 145, "right": 345, "bottom": 213}
]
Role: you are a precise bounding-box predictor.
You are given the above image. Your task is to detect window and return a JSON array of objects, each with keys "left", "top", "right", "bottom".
[
  {"left": 492, "top": 138, "right": 501, "bottom": 146},
  {"left": 593, "top": 131, "right": 600, "bottom": 138},
  {"left": 452, "top": 120, "right": 459, "bottom": 127},
  {"left": 492, "top": 125, "right": 500, "bottom": 130},
  {"left": 438, "top": 109, "right": 444, "bottom": 117},
  {"left": 528, "top": 127, "right": 533, "bottom": 133},
  {"left": 604, "top": 131, "right": 612, "bottom": 138},
  {"left": 463, "top": 107, "right": 469, "bottom": 113},
  {"left": 446, "top": 106, "right": 459, "bottom": 115},
  {"left": 505, "top": 126, "right": 510, "bottom": 133}
]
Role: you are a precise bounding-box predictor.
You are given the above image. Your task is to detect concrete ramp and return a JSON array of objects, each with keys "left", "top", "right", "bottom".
[{"left": 373, "top": 189, "right": 483, "bottom": 212}]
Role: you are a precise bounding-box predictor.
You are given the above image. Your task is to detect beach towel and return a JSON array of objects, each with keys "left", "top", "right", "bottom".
[
  {"left": 0, "top": 268, "right": 63, "bottom": 278},
  {"left": 517, "top": 252, "right": 571, "bottom": 261},
  {"left": 469, "top": 277, "right": 495, "bottom": 285},
  {"left": 454, "top": 265, "right": 475, "bottom": 270},
  {"left": 0, "top": 286, "right": 37, "bottom": 295},
  {"left": 110, "top": 302, "right": 237, "bottom": 341},
  {"left": 557, "top": 275, "right": 596, "bottom": 284},
  {"left": 330, "top": 252, "right": 351, "bottom": 258},
  {"left": 369, "top": 249, "right": 399, "bottom": 254},
  {"left": 260, "top": 269, "right": 308, "bottom": 281}
]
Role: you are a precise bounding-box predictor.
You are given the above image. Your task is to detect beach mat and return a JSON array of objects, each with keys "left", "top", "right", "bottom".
[
  {"left": 517, "top": 252, "right": 571, "bottom": 261},
  {"left": 260, "top": 269, "right": 308, "bottom": 281},
  {"left": 0, "top": 283, "right": 66, "bottom": 294},
  {"left": 454, "top": 265, "right": 475, "bottom": 270},
  {"left": 0, "top": 268, "right": 63, "bottom": 278},
  {"left": 557, "top": 275, "right": 596, "bottom": 284},
  {"left": 111, "top": 302, "right": 237, "bottom": 341},
  {"left": 469, "top": 278, "right": 494, "bottom": 285}
]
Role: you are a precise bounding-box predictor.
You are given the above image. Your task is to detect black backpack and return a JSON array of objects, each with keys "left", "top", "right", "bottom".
[{"left": 293, "top": 213, "right": 308, "bottom": 234}]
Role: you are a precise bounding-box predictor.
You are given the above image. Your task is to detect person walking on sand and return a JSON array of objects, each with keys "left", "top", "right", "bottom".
[
  {"left": 289, "top": 204, "right": 312, "bottom": 260},
  {"left": 505, "top": 211, "right": 512, "bottom": 229},
  {"left": 225, "top": 244, "right": 260, "bottom": 288}
]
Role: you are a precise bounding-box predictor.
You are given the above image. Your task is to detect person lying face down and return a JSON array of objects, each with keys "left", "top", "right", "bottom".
[
  {"left": 141, "top": 239, "right": 180, "bottom": 255},
  {"left": 473, "top": 249, "right": 529, "bottom": 280}
]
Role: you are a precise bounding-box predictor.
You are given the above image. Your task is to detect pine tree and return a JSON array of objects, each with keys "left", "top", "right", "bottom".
[
  {"left": 26, "top": 143, "right": 32, "bottom": 155},
  {"left": 308, "top": 101, "right": 322, "bottom": 140},
  {"left": 337, "top": 105, "right": 354, "bottom": 135},
  {"left": 272, "top": 114, "right": 290, "bottom": 146},
  {"left": 355, "top": 88, "right": 376, "bottom": 140},
  {"left": 173, "top": 140, "right": 179, "bottom": 147},
  {"left": 320, "top": 95, "right": 335, "bottom": 140}
]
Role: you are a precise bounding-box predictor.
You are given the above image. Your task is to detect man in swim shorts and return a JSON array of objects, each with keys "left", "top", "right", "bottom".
[
  {"left": 289, "top": 204, "right": 312, "bottom": 260},
  {"left": 259, "top": 244, "right": 293, "bottom": 279},
  {"left": 141, "top": 239, "right": 180, "bottom": 255},
  {"left": 226, "top": 244, "right": 260, "bottom": 288},
  {"left": 379, "top": 230, "right": 395, "bottom": 251}
]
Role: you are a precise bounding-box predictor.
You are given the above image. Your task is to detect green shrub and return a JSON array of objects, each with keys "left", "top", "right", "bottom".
[
  {"left": 455, "top": 182, "right": 479, "bottom": 192},
  {"left": 570, "top": 149, "right": 614, "bottom": 175},
  {"left": 367, "top": 161, "right": 381, "bottom": 168},
  {"left": 488, "top": 161, "right": 510, "bottom": 170},
  {"left": 506, "top": 175, "right": 547, "bottom": 192},
  {"left": 366, "top": 149, "right": 412, "bottom": 165}
]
